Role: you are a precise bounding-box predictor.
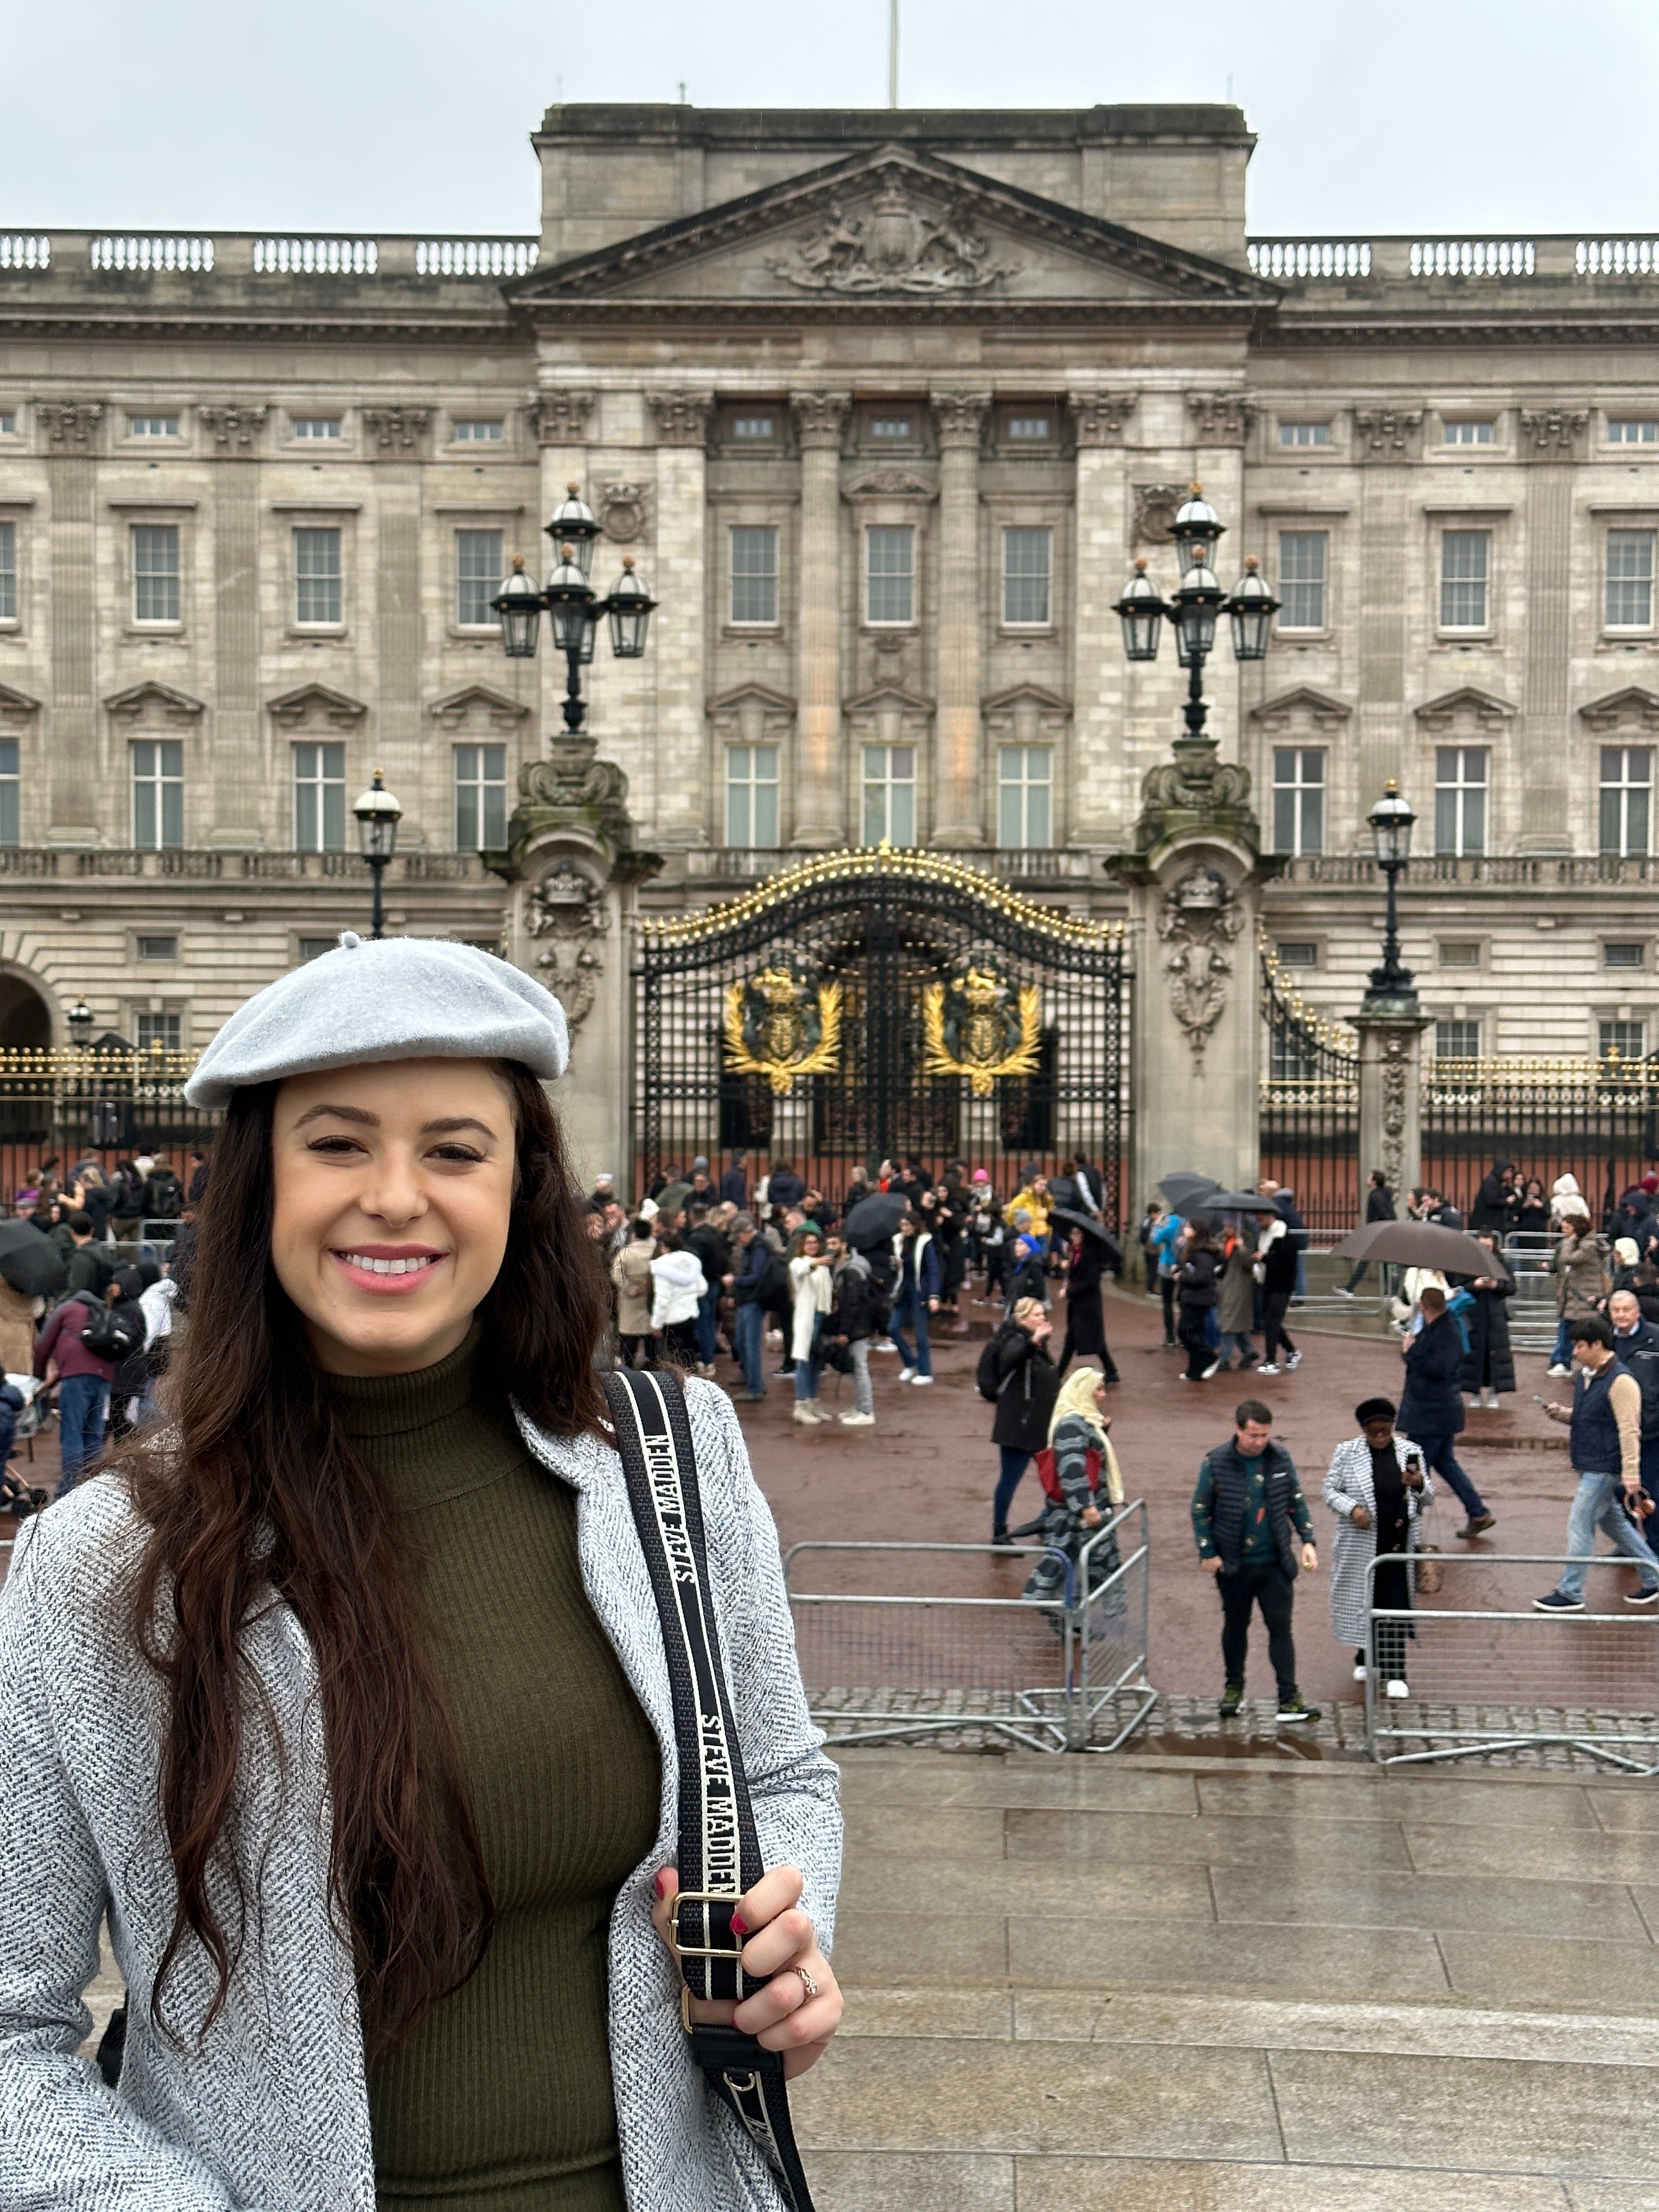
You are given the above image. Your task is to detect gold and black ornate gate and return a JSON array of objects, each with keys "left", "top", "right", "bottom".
[{"left": 633, "top": 850, "right": 1132, "bottom": 1224}]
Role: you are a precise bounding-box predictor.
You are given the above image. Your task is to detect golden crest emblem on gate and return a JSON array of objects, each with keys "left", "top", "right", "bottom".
[
  {"left": 922, "top": 966, "right": 1042, "bottom": 1097},
  {"left": 723, "top": 966, "right": 843, "bottom": 1096}
]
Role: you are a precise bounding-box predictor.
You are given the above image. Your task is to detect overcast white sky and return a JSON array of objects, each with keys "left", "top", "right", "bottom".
[{"left": 7, "top": 0, "right": 1657, "bottom": 240}]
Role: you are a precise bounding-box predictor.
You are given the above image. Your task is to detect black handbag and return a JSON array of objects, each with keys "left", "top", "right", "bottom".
[{"left": 601, "top": 1366, "right": 818, "bottom": 2212}]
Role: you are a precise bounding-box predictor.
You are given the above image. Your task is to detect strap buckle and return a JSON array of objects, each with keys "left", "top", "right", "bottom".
[{"left": 668, "top": 1887, "right": 747, "bottom": 1961}]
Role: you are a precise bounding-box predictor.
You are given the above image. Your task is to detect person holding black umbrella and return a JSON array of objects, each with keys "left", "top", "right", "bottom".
[{"left": 1055, "top": 1221, "right": 1119, "bottom": 1385}]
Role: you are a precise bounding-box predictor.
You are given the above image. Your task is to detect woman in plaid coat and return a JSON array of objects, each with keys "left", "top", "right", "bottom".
[{"left": 1323, "top": 1397, "right": 1433, "bottom": 1694}]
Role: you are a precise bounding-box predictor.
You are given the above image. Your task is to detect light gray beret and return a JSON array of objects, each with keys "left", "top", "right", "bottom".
[{"left": 184, "top": 933, "right": 569, "bottom": 1107}]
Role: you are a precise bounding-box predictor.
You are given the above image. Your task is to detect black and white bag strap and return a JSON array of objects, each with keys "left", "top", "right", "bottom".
[{"left": 601, "top": 1365, "right": 818, "bottom": 2212}]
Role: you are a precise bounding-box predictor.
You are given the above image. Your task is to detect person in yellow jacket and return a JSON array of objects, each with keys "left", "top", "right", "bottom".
[{"left": 1004, "top": 1170, "right": 1052, "bottom": 1246}]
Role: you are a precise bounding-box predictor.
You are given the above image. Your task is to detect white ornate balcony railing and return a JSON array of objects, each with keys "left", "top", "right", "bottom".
[
  {"left": 1248, "top": 240, "right": 1370, "bottom": 279},
  {"left": 0, "top": 234, "right": 49, "bottom": 269},
  {"left": 0, "top": 848, "right": 492, "bottom": 882},
  {"left": 1272, "top": 854, "right": 1659, "bottom": 887},
  {"left": 681, "top": 846, "right": 1096, "bottom": 885},
  {"left": 415, "top": 238, "right": 537, "bottom": 278},
  {"left": 90, "top": 235, "right": 213, "bottom": 272},
  {"left": 252, "top": 236, "right": 378, "bottom": 275},
  {"left": 1577, "top": 238, "right": 1659, "bottom": 275}
]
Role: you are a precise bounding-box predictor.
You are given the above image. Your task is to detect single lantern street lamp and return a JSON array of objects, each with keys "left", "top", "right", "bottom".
[
  {"left": 352, "top": 768, "right": 402, "bottom": 942},
  {"left": 67, "top": 996, "right": 93, "bottom": 1049},
  {"left": 1365, "top": 779, "right": 1418, "bottom": 1003},
  {"left": 1113, "top": 484, "right": 1279, "bottom": 741}
]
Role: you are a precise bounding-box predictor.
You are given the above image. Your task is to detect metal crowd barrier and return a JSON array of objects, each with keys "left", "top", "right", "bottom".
[
  {"left": 782, "top": 1500, "right": 1155, "bottom": 1755},
  {"left": 1364, "top": 1549, "right": 1659, "bottom": 1772},
  {"left": 1499, "top": 1230, "right": 1561, "bottom": 1353}
]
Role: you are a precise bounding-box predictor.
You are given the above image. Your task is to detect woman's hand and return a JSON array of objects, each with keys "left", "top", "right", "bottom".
[
  {"left": 1350, "top": 1505, "right": 1373, "bottom": 1530},
  {"left": 1081, "top": 1504, "right": 1102, "bottom": 1528},
  {"left": 652, "top": 1864, "right": 843, "bottom": 2081}
]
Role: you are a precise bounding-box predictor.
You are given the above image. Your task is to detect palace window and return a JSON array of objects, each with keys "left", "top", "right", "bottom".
[
  {"left": 297, "top": 936, "right": 338, "bottom": 963},
  {"left": 732, "top": 414, "right": 776, "bottom": 442},
  {"left": 1007, "top": 414, "right": 1051, "bottom": 442},
  {"left": 725, "top": 744, "right": 780, "bottom": 849},
  {"left": 870, "top": 416, "right": 913, "bottom": 441},
  {"left": 455, "top": 743, "right": 508, "bottom": 851},
  {"left": 136, "top": 1012, "right": 182, "bottom": 1054},
  {"left": 0, "top": 738, "right": 17, "bottom": 848},
  {"left": 1279, "top": 422, "right": 1331, "bottom": 447},
  {"left": 1605, "top": 942, "right": 1646, "bottom": 969},
  {"left": 1435, "top": 746, "right": 1488, "bottom": 856},
  {"left": 1271, "top": 747, "right": 1325, "bottom": 856},
  {"left": 1606, "top": 529, "right": 1655, "bottom": 629},
  {"left": 865, "top": 526, "right": 915, "bottom": 625},
  {"left": 997, "top": 745, "right": 1052, "bottom": 848},
  {"left": 1443, "top": 420, "right": 1494, "bottom": 445},
  {"left": 455, "top": 529, "right": 504, "bottom": 628},
  {"left": 1438, "top": 941, "right": 1482, "bottom": 969},
  {"left": 1609, "top": 420, "right": 1659, "bottom": 444},
  {"left": 1601, "top": 745, "right": 1653, "bottom": 856},
  {"left": 452, "top": 419, "right": 503, "bottom": 442},
  {"left": 132, "top": 524, "right": 180, "bottom": 624},
  {"left": 129, "top": 414, "right": 179, "bottom": 438},
  {"left": 1436, "top": 1018, "right": 1483, "bottom": 1060},
  {"left": 1001, "top": 527, "right": 1052, "bottom": 626},
  {"left": 1600, "top": 1018, "right": 1647, "bottom": 1062},
  {"left": 862, "top": 743, "right": 915, "bottom": 845},
  {"left": 0, "top": 521, "right": 14, "bottom": 622},
  {"left": 1277, "top": 531, "right": 1328, "bottom": 630},
  {"left": 1440, "top": 529, "right": 1490, "bottom": 629},
  {"left": 294, "top": 528, "right": 342, "bottom": 625},
  {"left": 729, "top": 526, "right": 778, "bottom": 626},
  {"left": 292, "top": 416, "right": 341, "bottom": 440},
  {"left": 132, "top": 739, "right": 183, "bottom": 850},
  {"left": 0, "top": 411, "right": 14, "bottom": 435},
  {"left": 136, "top": 935, "right": 178, "bottom": 962},
  {"left": 292, "top": 742, "right": 346, "bottom": 852},
  {"left": 1275, "top": 941, "right": 1318, "bottom": 968}
]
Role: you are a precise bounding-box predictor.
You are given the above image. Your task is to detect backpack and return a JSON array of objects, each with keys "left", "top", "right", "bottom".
[
  {"left": 78, "top": 1300, "right": 145, "bottom": 1363},
  {"left": 1034, "top": 1443, "right": 1102, "bottom": 1504},
  {"left": 142, "top": 1168, "right": 183, "bottom": 1219},
  {"left": 976, "top": 1328, "right": 1017, "bottom": 1403},
  {"left": 1622, "top": 1342, "right": 1659, "bottom": 1443}
]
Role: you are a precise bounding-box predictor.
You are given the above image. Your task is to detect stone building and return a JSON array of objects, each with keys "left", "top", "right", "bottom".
[{"left": 2, "top": 99, "right": 1658, "bottom": 1098}]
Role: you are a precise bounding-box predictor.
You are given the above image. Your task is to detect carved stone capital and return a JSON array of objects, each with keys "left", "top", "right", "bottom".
[
  {"left": 1069, "top": 392, "right": 1138, "bottom": 448},
  {"left": 362, "top": 406, "right": 431, "bottom": 452},
  {"left": 531, "top": 390, "right": 596, "bottom": 447},
  {"left": 789, "top": 391, "right": 852, "bottom": 450},
  {"left": 645, "top": 388, "right": 714, "bottom": 447},
  {"left": 1353, "top": 407, "right": 1424, "bottom": 456},
  {"left": 35, "top": 402, "right": 103, "bottom": 449},
  {"left": 1186, "top": 391, "right": 1255, "bottom": 446},
  {"left": 1519, "top": 406, "right": 1589, "bottom": 456},
  {"left": 929, "top": 389, "right": 991, "bottom": 449},
  {"left": 197, "top": 404, "right": 267, "bottom": 451}
]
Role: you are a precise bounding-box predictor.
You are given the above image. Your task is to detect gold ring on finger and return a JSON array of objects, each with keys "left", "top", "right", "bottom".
[{"left": 793, "top": 1966, "right": 819, "bottom": 2000}]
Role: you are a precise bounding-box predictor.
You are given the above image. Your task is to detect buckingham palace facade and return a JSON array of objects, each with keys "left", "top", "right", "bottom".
[{"left": 1, "top": 99, "right": 1657, "bottom": 1064}]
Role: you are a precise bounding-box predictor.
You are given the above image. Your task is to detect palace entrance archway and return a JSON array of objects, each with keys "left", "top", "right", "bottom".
[{"left": 634, "top": 850, "right": 1132, "bottom": 1223}]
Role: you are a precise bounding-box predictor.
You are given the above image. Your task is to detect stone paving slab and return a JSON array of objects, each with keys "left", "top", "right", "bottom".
[
  {"left": 1211, "top": 1861, "right": 1649, "bottom": 1942},
  {"left": 1015, "top": 2163, "right": 1577, "bottom": 2211},
  {"left": 1402, "top": 1819, "right": 1659, "bottom": 1882},
  {"left": 1003, "top": 1803, "right": 1418, "bottom": 1869},
  {"left": 1436, "top": 1928, "right": 1659, "bottom": 2012}
]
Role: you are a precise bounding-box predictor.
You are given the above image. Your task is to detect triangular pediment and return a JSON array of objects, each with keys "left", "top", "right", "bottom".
[
  {"left": 427, "top": 684, "right": 531, "bottom": 729},
  {"left": 512, "top": 144, "right": 1271, "bottom": 312},
  {"left": 103, "top": 680, "right": 204, "bottom": 724},
  {"left": 1250, "top": 686, "right": 1353, "bottom": 730},
  {"left": 708, "top": 682, "right": 797, "bottom": 714},
  {"left": 1580, "top": 686, "right": 1659, "bottom": 733},
  {"left": 844, "top": 680, "right": 935, "bottom": 714},
  {"left": 1414, "top": 686, "right": 1516, "bottom": 730},
  {"left": 0, "top": 683, "right": 41, "bottom": 720},
  {"left": 981, "top": 682, "right": 1071, "bottom": 714},
  {"left": 267, "top": 683, "right": 368, "bottom": 729}
]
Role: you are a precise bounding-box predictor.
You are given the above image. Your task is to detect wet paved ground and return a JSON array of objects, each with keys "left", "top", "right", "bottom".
[{"left": 732, "top": 1278, "right": 1592, "bottom": 1709}]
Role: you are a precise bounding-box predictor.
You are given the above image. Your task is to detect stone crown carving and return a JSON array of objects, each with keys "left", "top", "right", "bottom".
[
  {"left": 1187, "top": 392, "right": 1255, "bottom": 445},
  {"left": 1354, "top": 407, "right": 1424, "bottom": 454},
  {"left": 1519, "top": 406, "right": 1589, "bottom": 454},
  {"left": 35, "top": 402, "right": 103, "bottom": 448},
  {"left": 789, "top": 392, "right": 852, "bottom": 449},
  {"left": 1070, "top": 393, "right": 1138, "bottom": 448},
  {"left": 1131, "top": 482, "right": 1189, "bottom": 545},
  {"left": 531, "top": 390, "right": 595, "bottom": 447},
  {"left": 362, "top": 406, "right": 430, "bottom": 451},
  {"left": 197, "top": 404, "right": 267, "bottom": 450},
  {"left": 597, "top": 481, "right": 650, "bottom": 543},
  {"left": 767, "top": 179, "right": 1018, "bottom": 295},
  {"left": 645, "top": 388, "right": 715, "bottom": 446}
]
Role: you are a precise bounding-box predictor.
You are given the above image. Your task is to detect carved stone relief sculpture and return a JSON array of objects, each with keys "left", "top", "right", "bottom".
[
  {"left": 1156, "top": 864, "right": 1245, "bottom": 1069},
  {"left": 768, "top": 179, "right": 1017, "bottom": 294},
  {"left": 526, "top": 857, "right": 610, "bottom": 1034},
  {"left": 1380, "top": 1030, "right": 1410, "bottom": 1201}
]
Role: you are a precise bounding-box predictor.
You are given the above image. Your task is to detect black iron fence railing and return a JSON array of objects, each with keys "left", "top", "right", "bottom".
[{"left": 1257, "top": 946, "right": 1361, "bottom": 1236}]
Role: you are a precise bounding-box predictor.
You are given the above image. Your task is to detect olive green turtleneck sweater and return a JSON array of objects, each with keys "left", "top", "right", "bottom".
[{"left": 328, "top": 1327, "right": 662, "bottom": 2211}]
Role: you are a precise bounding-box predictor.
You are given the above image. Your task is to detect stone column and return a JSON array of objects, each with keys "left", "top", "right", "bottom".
[
  {"left": 1353, "top": 408, "right": 1423, "bottom": 830},
  {"left": 1067, "top": 392, "right": 1136, "bottom": 844},
  {"left": 37, "top": 404, "right": 102, "bottom": 842},
  {"left": 364, "top": 408, "right": 429, "bottom": 844},
  {"left": 1517, "top": 407, "right": 1588, "bottom": 853},
  {"left": 198, "top": 405, "right": 268, "bottom": 846},
  {"left": 789, "top": 392, "right": 850, "bottom": 849},
  {"left": 644, "top": 388, "right": 713, "bottom": 849},
  {"left": 1355, "top": 1007, "right": 1435, "bottom": 1206},
  {"left": 930, "top": 390, "right": 991, "bottom": 847}
]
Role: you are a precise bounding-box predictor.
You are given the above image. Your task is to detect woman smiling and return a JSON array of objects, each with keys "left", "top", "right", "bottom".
[{"left": 0, "top": 935, "right": 841, "bottom": 2211}]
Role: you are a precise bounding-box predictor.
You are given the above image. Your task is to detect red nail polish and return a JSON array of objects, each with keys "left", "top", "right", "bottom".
[{"left": 729, "top": 1910, "right": 748, "bottom": 1936}]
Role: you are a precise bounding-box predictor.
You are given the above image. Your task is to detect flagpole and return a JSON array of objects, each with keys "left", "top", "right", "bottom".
[{"left": 888, "top": 0, "right": 899, "bottom": 106}]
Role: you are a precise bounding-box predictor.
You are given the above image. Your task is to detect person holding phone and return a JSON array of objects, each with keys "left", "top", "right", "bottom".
[
  {"left": 988, "top": 1295, "right": 1059, "bottom": 1544},
  {"left": 1323, "top": 1397, "right": 1432, "bottom": 1697}
]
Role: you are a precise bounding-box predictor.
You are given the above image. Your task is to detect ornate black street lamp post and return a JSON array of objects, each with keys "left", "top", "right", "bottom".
[
  {"left": 1113, "top": 487, "right": 1279, "bottom": 729},
  {"left": 1365, "top": 779, "right": 1418, "bottom": 1003},
  {"left": 352, "top": 769, "right": 402, "bottom": 941},
  {"left": 66, "top": 996, "right": 93, "bottom": 1049},
  {"left": 490, "top": 481, "right": 658, "bottom": 719}
]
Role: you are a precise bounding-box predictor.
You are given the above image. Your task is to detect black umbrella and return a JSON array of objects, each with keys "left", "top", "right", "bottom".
[
  {"left": 1050, "top": 1207, "right": 1124, "bottom": 1268},
  {"left": 1190, "top": 1190, "right": 1279, "bottom": 1215},
  {"left": 1158, "top": 1172, "right": 1219, "bottom": 1212},
  {"left": 842, "top": 1192, "right": 908, "bottom": 1250},
  {"left": 0, "top": 1219, "right": 67, "bottom": 1298},
  {"left": 1335, "top": 1219, "right": 1513, "bottom": 1284}
]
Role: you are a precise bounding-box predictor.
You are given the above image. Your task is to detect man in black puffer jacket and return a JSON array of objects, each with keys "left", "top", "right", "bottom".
[{"left": 1192, "top": 1398, "right": 1319, "bottom": 1723}]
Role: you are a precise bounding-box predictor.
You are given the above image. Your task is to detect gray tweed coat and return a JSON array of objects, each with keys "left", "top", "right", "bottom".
[
  {"left": 0, "top": 1381, "right": 839, "bottom": 2211},
  {"left": 1321, "top": 1432, "right": 1435, "bottom": 1647}
]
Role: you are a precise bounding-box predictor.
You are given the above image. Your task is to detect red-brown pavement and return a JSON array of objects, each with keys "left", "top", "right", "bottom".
[{"left": 733, "top": 1282, "right": 1590, "bottom": 1708}]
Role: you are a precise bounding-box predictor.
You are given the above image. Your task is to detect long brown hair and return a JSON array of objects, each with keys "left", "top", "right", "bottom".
[{"left": 123, "top": 1061, "right": 611, "bottom": 2053}]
